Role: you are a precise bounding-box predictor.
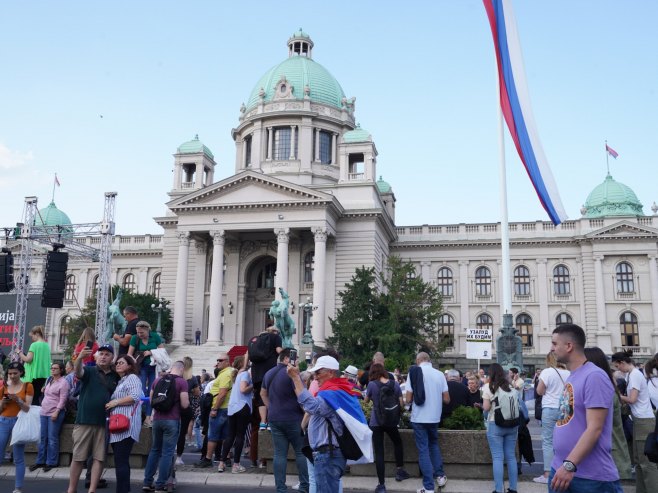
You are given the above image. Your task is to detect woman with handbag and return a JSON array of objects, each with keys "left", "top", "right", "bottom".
[
  {"left": 105, "top": 355, "right": 143, "bottom": 493},
  {"left": 30, "top": 361, "right": 70, "bottom": 472},
  {"left": 128, "top": 321, "right": 164, "bottom": 427},
  {"left": 0, "top": 361, "right": 34, "bottom": 493}
]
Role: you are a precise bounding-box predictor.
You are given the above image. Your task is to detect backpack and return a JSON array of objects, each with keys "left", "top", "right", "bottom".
[
  {"left": 151, "top": 374, "right": 179, "bottom": 412},
  {"left": 328, "top": 419, "right": 363, "bottom": 461},
  {"left": 375, "top": 380, "right": 400, "bottom": 427},
  {"left": 248, "top": 333, "right": 272, "bottom": 363},
  {"left": 492, "top": 386, "right": 520, "bottom": 428}
]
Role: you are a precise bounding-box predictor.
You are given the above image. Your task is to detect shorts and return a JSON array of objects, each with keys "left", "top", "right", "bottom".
[
  {"left": 208, "top": 408, "right": 229, "bottom": 442},
  {"left": 253, "top": 381, "right": 264, "bottom": 408},
  {"left": 72, "top": 424, "right": 107, "bottom": 462}
]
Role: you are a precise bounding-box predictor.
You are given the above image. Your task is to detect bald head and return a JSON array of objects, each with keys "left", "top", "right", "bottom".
[
  {"left": 373, "top": 352, "right": 385, "bottom": 364},
  {"left": 416, "top": 352, "right": 430, "bottom": 364}
]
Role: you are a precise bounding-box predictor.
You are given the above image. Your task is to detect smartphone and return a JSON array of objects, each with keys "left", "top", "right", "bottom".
[
  {"left": 289, "top": 349, "right": 298, "bottom": 365},
  {"left": 85, "top": 340, "right": 94, "bottom": 349}
]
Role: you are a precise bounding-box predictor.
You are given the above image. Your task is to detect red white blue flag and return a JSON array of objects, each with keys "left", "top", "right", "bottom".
[
  {"left": 606, "top": 144, "right": 619, "bottom": 159},
  {"left": 483, "top": 0, "right": 567, "bottom": 225}
]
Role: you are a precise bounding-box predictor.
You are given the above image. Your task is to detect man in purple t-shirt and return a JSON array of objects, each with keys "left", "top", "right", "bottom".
[{"left": 549, "top": 324, "right": 621, "bottom": 493}]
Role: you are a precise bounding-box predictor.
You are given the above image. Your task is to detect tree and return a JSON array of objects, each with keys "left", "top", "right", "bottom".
[{"left": 328, "top": 256, "right": 444, "bottom": 370}]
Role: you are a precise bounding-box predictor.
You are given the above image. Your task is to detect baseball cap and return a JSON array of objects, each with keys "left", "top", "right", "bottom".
[
  {"left": 308, "top": 355, "right": 339, "bottom": 374},
  {"left": 97, "top": 344, "right": 114, "bottom": 354},
  {"left": 344, "top": 365, "right": 358, "bottom": 377}
]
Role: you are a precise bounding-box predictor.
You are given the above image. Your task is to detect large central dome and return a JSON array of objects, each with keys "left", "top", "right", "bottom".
[{"left": 245, "top": 31, "right": 346, "bottom": 111}]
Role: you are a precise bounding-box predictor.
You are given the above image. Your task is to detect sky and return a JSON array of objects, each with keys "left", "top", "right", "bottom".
[{"left": 1, "top": 1, "right": 657, "bottom": 235}]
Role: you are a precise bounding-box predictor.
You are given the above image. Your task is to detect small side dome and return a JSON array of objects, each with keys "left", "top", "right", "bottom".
[
  {"left": 583, "top": 174, "right": 643, "bottom": 218},
  {"left": 35, "top": 201, "right": 72, "bottom": 227},
  {"left": 177, "top": 134, "right": 214, "bottom": 159},
  {"left": 343, "top": 124, "right": 372, "bottom": 144},
  {"left": 376, "top": 176, "right": 392, "bottom": 193}
]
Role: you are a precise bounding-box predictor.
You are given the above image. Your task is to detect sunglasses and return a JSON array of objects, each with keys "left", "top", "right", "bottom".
[{"left": 217, "top": 358, "right": 228, "bottom": 362}]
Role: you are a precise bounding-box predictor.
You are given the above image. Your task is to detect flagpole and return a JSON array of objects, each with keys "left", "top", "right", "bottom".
[
  {"left": 498, "top": 89, "right": 512, "bottom": 317},
  {"left": 605, "top": 140, "right": 610, "bottom": 175},
  {"left": 52, "top": 174, "right": 57, "bottom": 202}
]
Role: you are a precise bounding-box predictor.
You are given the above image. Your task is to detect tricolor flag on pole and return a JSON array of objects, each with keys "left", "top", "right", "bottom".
[
  {"left": 54, "top": 174, "right": 61, "bottom": 187},
  {"left": 606, "top": 144, "right": 619, "bottom": 159},
  {"left": 483, "top": 0, "right": 567, "bottom": 225}
]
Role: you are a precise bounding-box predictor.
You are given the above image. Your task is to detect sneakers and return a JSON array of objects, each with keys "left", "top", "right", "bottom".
[
  {"left": 28, "top": 463, "right": 45, "bottom": 472},
  {"left": 533, "top": 475, "right": 549, "bottom": 484},
  {"left": 195, "top": 457, "right": 213, "bottom": 468},
  {"left": 258, "top": 459, "right": 267, "bottom": 469},
  {"left": 292, "top": 482, "right": 301, "bottom": 491},
  {"left": 395, "top": 469, "right": 410, "bottom": 482},
  {"left": 375, "top": 484, "right": 387, "bottom": 493},
  {"left": 435, "top": 475, "right": 448, "bottom": 488},
  {"left": 175, "top": 456, "right": 184, "bottom": 465},
  {"left": 142, "top": 485, "right": 154, "bottom": 492},
  {"left": 232, "top": 464, "right": 247, "bottom": 474},
  {"left": 259, "top": 422, "right": 268, "bottom": 431},
  {"left": 417, "top": 489, "right": 434, "bottom": 493},
  {"left": 217, "top": 461, "right": 225, "bottom": 472}
]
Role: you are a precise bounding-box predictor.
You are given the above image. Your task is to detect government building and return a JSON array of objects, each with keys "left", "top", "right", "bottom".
[{"left": 7, "top": 31, "right": 658, "bottom": 371}]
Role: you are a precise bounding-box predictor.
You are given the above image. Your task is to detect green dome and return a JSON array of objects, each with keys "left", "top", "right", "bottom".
[
  {"left": 376, "top": 176, "right": 392, "bottom": 193},
  {"left": 343, "top": 124, "right": 371, "bottom": 143},
  {"left": 246, "top": 51, "right": 346, "bottom": 111},
  {"left": 35, "top": 201, "right": 72, "bottom": 227},
  {"left": 177, "top": 134, "right": 214, "bottom": 159},
  {"left": 583, "top": 174, "right": 643, "bottom": 218}
]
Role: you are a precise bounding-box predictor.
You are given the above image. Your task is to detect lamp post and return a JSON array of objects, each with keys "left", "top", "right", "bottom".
[
  {"left": 300, "top": 296, "right": 316, "bottom": 345},
  {"left": 151, "top": 298, "right": 168, "bottom": 336}
]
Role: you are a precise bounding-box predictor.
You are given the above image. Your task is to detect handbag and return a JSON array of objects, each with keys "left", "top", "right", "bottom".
[
  {"left": 108, "top": 401, "right": 140, "bottom": 433},
  {"left": 11, "top": 405, "right": 41, "bottom": 445}
]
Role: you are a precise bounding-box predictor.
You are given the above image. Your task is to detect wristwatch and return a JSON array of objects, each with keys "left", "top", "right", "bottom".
[{"left": 562, "top": 460, "right": 577, "bottom": 472}]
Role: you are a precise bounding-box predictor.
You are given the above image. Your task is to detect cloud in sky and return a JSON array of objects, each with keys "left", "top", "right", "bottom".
[{"left": 0, "top": 142, "right": 34, "bottom": 170}]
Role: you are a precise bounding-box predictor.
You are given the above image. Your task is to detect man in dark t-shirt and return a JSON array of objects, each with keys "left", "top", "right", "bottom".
[
  {"left": 441, "top": 369, "right": 469, "bottom": 422},
  {"left": 250, "top": 327, "right": 283, "bottom": 425},
  {"left": 113, "top": 305, "right": 140, "bottom": 356}
]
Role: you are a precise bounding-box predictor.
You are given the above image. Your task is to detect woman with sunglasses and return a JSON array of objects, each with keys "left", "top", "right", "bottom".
[
  {"left": 0, "top": 361, "right": 34, "bottom": 493},
  {"left": 106, "top": 354, "right": 143, "bottom": 493},
  {"left": 30, "top": 361, "right": 70, "bottom": 472}
]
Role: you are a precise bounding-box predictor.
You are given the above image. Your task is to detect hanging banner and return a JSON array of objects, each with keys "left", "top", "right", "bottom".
[
  {"left": 466, "top": 327, "right": 493, "bottom": 360},
  {"left": 0, "top": 294, "right": 48, "bottom": 352}
]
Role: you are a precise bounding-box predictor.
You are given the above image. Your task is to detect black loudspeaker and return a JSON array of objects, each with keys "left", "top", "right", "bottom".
[
  {"left": 41, "top": 251, "right": 68, "bottom": 308},
  {"left": 0, "top": 254, "right": 15, "bottom": 293}
]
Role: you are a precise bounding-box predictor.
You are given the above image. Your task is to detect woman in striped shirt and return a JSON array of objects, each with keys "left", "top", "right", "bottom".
[{"left": 106, "top": 355, "right": 143, "bottom": 493}]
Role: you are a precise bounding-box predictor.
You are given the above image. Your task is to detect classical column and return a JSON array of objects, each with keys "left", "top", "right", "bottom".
[
  {"left": 266, "top": 127, "right": 273, "bottom": 161},
  {"left": 420, "top": 261, "right": 431, "bottom": 281},
  {"left": 459, "top": 261, "right": 470, "bottom": 329},
  {"left": 138, "top": 268, "right": 148, "bottom": 293},
  {"left": 312, "top": 228, "right": 328, "bottom": 345},
  {"left": 290, "top": 125, "right": 296, "bottom": 159},
  {"left": 331, "top": 133, "right": 337, "bottom": 164},
  {"left": 314, "top": 128, "right": 320, "bottom": 162},
  {"left": 207, "top": 231, "right": 225, "bottom": 344},
  {"left": 172, "top": 232, "right": 190, "bottom": 344},
  {"left": 536, "top": 259, "right": 549, "bottom": 329},
  {"left": 195, "top": 162, "right": 203, "bottom": 188},
  {"left": 275, "top": 229, "right": 290, "bottom": 300},
  {"left": 593, "top": 255, "right": 607, "bottom": 334},
  {"left": 648, "top": 255, "right": 658, "bottom": 346}
]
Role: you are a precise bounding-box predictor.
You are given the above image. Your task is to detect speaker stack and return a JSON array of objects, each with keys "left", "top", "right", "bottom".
[
  {"left": 41, "top": 250, "right": 69, "bottom": 308},
  {"left": 0, "top": 251, "right": 15, "bottom": 293}
]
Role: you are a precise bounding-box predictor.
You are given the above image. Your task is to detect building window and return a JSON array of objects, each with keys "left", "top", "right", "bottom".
[
  {"left": 257, "top": 261, "right": 277, "bottom": 289},
  {"left": 476, "top": 313, "right": 493, "bottom": 331},
  {"left": 437, "top": 267, "right": 453, "bottom": 297},
  {"left": 620, "top": 311, "right": 639, "bottom": 346},
  {"left": 616, "top": 262, "right": 634, "bottom": 293},
  {"left": 122, "top": 273, "right": 136, "bottom": 293},
  {"left": 304, "top": 252, "right": 314, "bottom": 283},
  {"left": 244, "top": 135, "right": 252, "bottom": 166},
  {"left": 556, "top": 312, "right": 573, "bottom": 326},
  {"left": 514, "top": 265, "right": 530, "bottom": 296},
  {"left": 516, "top": 313, "right": 533, "bottom": 347},
  {"left": 65, "top": 274, "right": 76, "bottom": 301},
  {"left": 273, "top": 127, "right": 297, "bottom": 160},
  {"left": 475, "top": 266, "right": 491, "bottom": 297},
  {"left": 91, "top": 274, "right": 99, "bottom": 298},
  {"left": 319, "top": 130, "right": 332, "bottom": 164},
  {"left": 59, "top": 316, "right": 71, "bottom": 346},
  {"left": 152, "top": 273, "right": 161, "bottom": 299},
  {"left": 438, "top": 313, "right": 454, "bottom": 348},
  {"left": 553, "top": 264, "right": 570, "bottom": 295},
  {"left": 348, "top": 153, "right": 364, "bottom": 179}
]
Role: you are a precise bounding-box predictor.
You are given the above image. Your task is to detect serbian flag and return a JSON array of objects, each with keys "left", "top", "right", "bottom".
[
  {"left": 318, "top": 379, "right": 373, "bottom": 464},
  {"left": 54, "top": 174, "right": 61, "bottom": 186},
  {"left": 606, "top": 144, "right": 619, "bottom": 159},
  {"left": 483, "top": 0, "right": 568, "bottom": 225}
]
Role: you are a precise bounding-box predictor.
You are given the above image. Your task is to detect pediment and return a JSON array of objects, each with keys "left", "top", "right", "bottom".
[
  {"left": 168, "top": 171, "right": 337, "bottom": 212},
  {"left": 585, "top": 220, "right": 658, "bottom": 239}
]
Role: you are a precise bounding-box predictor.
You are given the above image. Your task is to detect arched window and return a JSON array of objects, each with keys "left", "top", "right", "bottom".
[
  {"left": 437, "top": 267, "right": 453, "bottom": 297},
  {"left": 257, "top": 261, "right": 277, "bottom": 289},
  {"left": 438, "top": 313, "right": 454, "bottom": 348},
  {"left": 553, "top": 265, "right": 570, "bottom": 295},
  {"left": 514, "top": 265, "right": 530, "bottom": 296},
  {"left": 620, "top": 311, "right": 639, "bottom": 346},
  {"left": 59, "top": 316, "right": 71, "bottom": 346},
  {"left": 65, "top": 274, "right": 77, "bottom": 301},
  {"left": 556, "top": 312, "right": 573, "bottom": 326},
  {"left": 616, "top": 262, "right": 634, "bottom": 293},
  {"left": 516, "top": 313, "right": 533, "bottom": 347},
  {"left": 475, "top": 266, "right": 491, "bottom": 297},
  {"left": 152, "top": 273, "right": 161, "bottom": 299},
  {"left": 476, "top": 313, "right": 493, "bottom": 331},
  {"left": 304, "top": 252, "right": 315, "bottom": 283},
  {"left": 122, "top": 273, "right": 136, "bottom": 293}
]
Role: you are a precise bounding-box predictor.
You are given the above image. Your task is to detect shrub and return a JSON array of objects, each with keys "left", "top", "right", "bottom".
[{"left": 441, "top": 405, "right": 485, "bottom": 430}]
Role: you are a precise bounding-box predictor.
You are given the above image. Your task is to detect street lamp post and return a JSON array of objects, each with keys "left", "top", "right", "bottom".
[
  {"left": 151, "top": 298, "right": 168, "bottom": 336},
  {"left": 300, "top": 296, "right": 316, "bottom": 345}
]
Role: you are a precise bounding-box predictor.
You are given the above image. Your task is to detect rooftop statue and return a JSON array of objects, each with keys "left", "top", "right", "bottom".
[{"left": 269, "top": 288, "right": 296, "bottom": 349}]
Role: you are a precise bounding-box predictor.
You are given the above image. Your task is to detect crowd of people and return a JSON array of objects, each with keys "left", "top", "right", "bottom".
[{"left": 0, "top": 318, "right": 657, "bottom": 493}]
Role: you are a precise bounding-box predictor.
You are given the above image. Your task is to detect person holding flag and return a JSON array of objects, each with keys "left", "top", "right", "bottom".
[{"left": 287, "top": 355, "right": 372, "bottom": 493}]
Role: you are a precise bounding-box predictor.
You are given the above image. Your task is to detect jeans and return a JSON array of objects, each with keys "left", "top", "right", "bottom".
[
  {"left": 548, "top": 468, "right": 623, "bottom": 493},
  {"left": 269, "top": 420, "right": 309, "bottom": 493},
  {"left": 541, "top": 407, "right": 561, "bottom": 473},
  {"left": 36, "top": 411, "right": 66, "bottom": 465},
  {"left": 0, "top": 416, "right": 25, "bottom": 489},
  {"left": 312, "top": 448, "right": 346, "bottom": 493},
  {"left": 208, "top": 408, "right": 229, "bottom": 442},
  {"left": 371, "top": 425, "right": 404, "bottom": 485},
  {"left": 193, "top": 416, "right": 203, "bottom": 449},
  {"left": 144, "top": 419, "right": 180, "bottom": 489},
  {"left": 411, "top": 422, "right": 444, "bottom": 491},
  {"left": 112, "top": 437, "right": 135, "bottom": 493},
  {"left": 140, "top": 364, "right": 156, "bottom": 416},
  {"left": 487, "top": 422, "right": 518, "bottom": 493}
]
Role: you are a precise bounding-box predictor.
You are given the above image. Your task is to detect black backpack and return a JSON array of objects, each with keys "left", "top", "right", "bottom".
[
  {"left": 375, "top": 380, "right": 400, "bottom": 427},
  {"left": 328, "top": 419, "right": 363, "bottom": 461},
  {"left": 248, "top": 333, "right": 271, "bottom": 363},
  {"left": 151, "top": 374, "right": 179, "bottom": 412}
]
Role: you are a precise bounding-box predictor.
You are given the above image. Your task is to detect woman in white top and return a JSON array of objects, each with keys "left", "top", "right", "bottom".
[
  {"left": 533, "top": 352, "right": 570, "bottom": 484},
  {"left": 645, "top": 357, "right": 658, "bottom": 410},
  {"left": 612, "top": 350, "right": 658, "bottom": 493}
]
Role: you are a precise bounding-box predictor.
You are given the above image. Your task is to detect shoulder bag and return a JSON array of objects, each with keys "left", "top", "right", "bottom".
[{"left": 108, "top": 401, "right": 140, "bottom": 433}]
